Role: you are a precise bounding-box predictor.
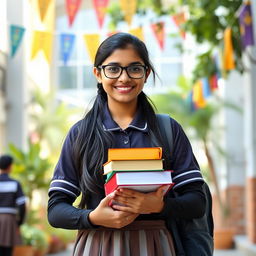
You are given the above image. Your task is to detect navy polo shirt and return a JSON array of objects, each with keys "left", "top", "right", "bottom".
[{"left": 49, "top": 105, "right": 204, "bottom": 199}]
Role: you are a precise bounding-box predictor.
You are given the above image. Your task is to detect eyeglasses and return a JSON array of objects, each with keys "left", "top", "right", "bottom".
[{"left": 98, "top": 64, "right": 147, "bottom": 79}]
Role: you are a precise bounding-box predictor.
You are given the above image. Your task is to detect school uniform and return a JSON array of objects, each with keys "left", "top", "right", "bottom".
[
  {"left": 48, "top": 105, "right": 205, "bottom": 256},
  {"left": 0, "top": 173, "right": 26, "bottom": 252}
]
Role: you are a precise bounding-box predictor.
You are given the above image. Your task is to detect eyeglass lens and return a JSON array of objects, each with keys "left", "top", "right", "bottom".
[{"left": 103, "top": 65, "right": 145, "bottom": 79}]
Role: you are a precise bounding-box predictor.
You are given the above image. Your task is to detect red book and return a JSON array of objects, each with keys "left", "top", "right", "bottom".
[{"left": 104, "top": 170, "right": 173, "bottom": 195}]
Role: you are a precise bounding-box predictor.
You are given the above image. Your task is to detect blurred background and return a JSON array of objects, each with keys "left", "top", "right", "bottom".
[{"left": 0, "top": 0, "right": 256, "bottom": 255}]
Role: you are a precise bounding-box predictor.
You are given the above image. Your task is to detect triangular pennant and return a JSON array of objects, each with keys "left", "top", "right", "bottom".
[
  {"left": 66, "top": 0, "right": 82, "bottom": 27},
  {"left": 201, "top": 77, "right": 211, "bottom": 98},
  {"left": 60, "top": 33, "right": 76, "bottom": 65},
  {"left": 223, "top": 27, "right": 235, "bottom": 71},
  {"left": 129, "top": 27, "right": 144, "bottom": 41},
  {"left": 31, "top": 30, "right": 53, "bottom": 63},
  {"left": 38, "top": 0, "right": 52, "bottom": 22},
  {"left": 151, "top": 22, "right": 165, "bottom": 50},
  {"left": 83, "top": 34, "right": 100, "bottom": 63},
  {"left": 238, "top": 1, "right": 255, "bottom": 48},
  {"left": 172, "top": 12, "right": 186, "bottom": 39},
  {"left": 192, "top": 80, "right": 206, "bottom": 109},
  {"left": 10, "top": 25, "right": 25, "bottom": 58},
  {"left": 93, "top": 0, "right": 110, "bottom": 29},
  {"left": 119, "top": 0, "right": 137, "bottom": 26},
  {"left": 209, "top": 74, "right": 218, "bottom": 91}
]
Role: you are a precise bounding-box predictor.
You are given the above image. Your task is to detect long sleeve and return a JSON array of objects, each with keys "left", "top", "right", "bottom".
[{"left": 48, "top": 191, "right": 96, "bottom": 230}]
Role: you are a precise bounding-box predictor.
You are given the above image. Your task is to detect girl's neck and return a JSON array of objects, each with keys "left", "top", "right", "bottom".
[{"left": 108, "top": 101, "right": 137, "bottom": 130}]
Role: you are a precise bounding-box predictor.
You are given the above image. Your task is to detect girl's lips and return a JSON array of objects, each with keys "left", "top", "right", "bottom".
[{"left": 114, "top": 86, "right": 134, "bottom": 93}]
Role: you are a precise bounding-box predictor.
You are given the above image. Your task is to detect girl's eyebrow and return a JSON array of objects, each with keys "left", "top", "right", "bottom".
[{"left": 104, "top": 61, "right": 144, "bottom": 66}]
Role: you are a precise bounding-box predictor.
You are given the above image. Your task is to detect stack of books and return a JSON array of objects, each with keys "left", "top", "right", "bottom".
[{"left": 103, "top": 147, "right": 173, "bottom": 196}]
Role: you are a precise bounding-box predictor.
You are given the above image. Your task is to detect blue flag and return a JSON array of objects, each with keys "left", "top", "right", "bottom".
[
  {"left": 202, "top": 77, "right": 211, "bottom": 98},
  {"left": 60, "top": 33, "right": 76, "bottom": 65},
  {"left": 10, "top": 25, "right": 25, "bottom": 58}
]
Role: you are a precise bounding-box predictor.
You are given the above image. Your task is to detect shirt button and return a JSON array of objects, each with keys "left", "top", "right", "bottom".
[{"left": 124, "top": 140, "right": 129, "bottom": 144}]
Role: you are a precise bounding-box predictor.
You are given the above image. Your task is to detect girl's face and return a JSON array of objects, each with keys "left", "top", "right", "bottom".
[{"left": 93, "top": 46, "right": 150, "bottom": 107}]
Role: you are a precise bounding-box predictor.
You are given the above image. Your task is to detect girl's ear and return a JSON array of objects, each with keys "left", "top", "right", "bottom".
[
  {"left": 144, "top": 68, "right": 151, "bottom": 83},
  {"left": 93, "top": 67, "right": 102, "bottom": 83}
]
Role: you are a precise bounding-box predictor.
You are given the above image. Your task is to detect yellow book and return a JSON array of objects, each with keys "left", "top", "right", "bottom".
[{"left": 108, "top": 147, "right": 162, "bottom": 161}]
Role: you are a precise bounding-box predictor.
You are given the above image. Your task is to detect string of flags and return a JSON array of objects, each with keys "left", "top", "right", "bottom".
[
  {"left": 8, "top": 0, "right": 256, "bottom": 111},
  {"left": 187, "top": 0, "right": 255, "bottom": 111}
]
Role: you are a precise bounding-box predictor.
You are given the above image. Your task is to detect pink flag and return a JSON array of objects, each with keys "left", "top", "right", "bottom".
[{"left": 151, "top": 22, "right": 165, "bottom": 50}]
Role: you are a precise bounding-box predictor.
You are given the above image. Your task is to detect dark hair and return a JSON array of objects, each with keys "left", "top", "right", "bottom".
[
  {"left": 0, "top": 154, "right": 13, "bottom": 170},
  {"left": 73, "top": 33, "right": 165, "bottom": 208}
]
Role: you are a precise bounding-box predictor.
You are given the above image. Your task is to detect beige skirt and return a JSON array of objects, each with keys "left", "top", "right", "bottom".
[
  {"left": 73, "top": 220, "right": 176, "bottom": 256},
  {"left": 0, "top": 213, "right": 21, "bottom": 247}
]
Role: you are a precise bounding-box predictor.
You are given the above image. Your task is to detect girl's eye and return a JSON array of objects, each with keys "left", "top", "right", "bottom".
[
  {"left": 106, "top": 66, "right": 120, "bottom": 73},
  {"left": 129, "top": 66, "right": 144, "bottom": 73}
]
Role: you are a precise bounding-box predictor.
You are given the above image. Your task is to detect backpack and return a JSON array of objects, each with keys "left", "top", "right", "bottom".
[{"left": 156, "top": 114, "right": 214, "bottom": 256}]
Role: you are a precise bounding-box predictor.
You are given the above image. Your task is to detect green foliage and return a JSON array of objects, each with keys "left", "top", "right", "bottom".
[
  {"left": 20, "top": 224, "right": 48, "bottom": 250},
  {"left": 8, "top": 141, "right": 51, "bottom": 203}
]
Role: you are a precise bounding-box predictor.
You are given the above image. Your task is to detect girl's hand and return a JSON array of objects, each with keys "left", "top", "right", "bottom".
[
  {"left": 112, "top": 185, "right": 169, "bottom": 214},
  {"left": 88, "top": 192, "right": 139, "bottom": 228}
]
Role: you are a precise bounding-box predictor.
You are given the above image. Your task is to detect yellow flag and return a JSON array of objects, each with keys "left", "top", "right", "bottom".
[
  {"left": 31, "top": 30, "right": 53, "bottom": 63},
  {"left": 38, "top": 0, "right": 52, "bottom": 22},
  {"left": 223, "top": 27, "right": 235, "bottom": 70},
  {"left": 129, "top": 27, "right": 144, "bottom": 41},
  {"left": 192, "top": 80, "right": 206, "bottom": 108},
  {"left": 119, "top": 0, "right": 137, "bottom": 26},
  {"left": 83, "top": 34, "right": 100, "bottom": 63}
]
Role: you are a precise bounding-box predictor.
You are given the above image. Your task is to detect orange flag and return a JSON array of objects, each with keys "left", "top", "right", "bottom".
[
  {"left": 192, "top": 80, "right": 206, "bottom": 108},
  {"left": 172, "top": 12, "right": 186, "bottom": 39},
  {"left": 93, "top": 0, "right": 110, "bottom": 28},
  {"left": 223, "top": 27, "right": 235, "bottom": 70},
  {"left": 83, "top": 34, "right": 100, "bottom": 63},
  {"left": 38, "top": 0, "right": 52, "bottom": 22},
  {"left": 151, "top": 22, "right": 165, "bottom": 50},
  {"left": 66, "top": 0, "right": 82, "bottom": 27},
  {"left": 31, "top": 30, "right": 53, "bottom": 63},
  {"left": 119, "top": 0, "right": 137, "bottom": 26}
]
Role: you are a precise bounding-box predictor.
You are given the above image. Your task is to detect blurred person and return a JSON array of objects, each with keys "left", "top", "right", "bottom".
[
  {"left": 48, "top": 33, "right": 212, "bottom": 255},
  {"left": 0, "top": 154, "right": 26, "bottom": 256}
]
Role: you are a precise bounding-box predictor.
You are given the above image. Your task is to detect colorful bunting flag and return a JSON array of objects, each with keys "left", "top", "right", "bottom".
[
  {"left": 119, "top": 0, "right": 137, "bottom": 26},
  {"left": 38, "top": 0, "right": 52, "bottom": 22},
  {"left": 238, "top": 1, "right": 255, "bottom": 48},
  {"left": 192, "top": 80, "right": 206, "bottom": 109},
  {"left": 187, "top": 91, "right": 196, "bottom": 112},
  {"left": 172, "top": 12, "right": 186, "bottom": 39},
  {"left": 223, "top": 27, "right": 235, "bottom": 71},
  {"left": 31, "top": 30, "right": 53, "bottom": 63},
  {"left": 66, "top": 0, "right": 82, "bottom": 27},
  {"left": 83, "top": 34, "right": 100, "bottom": 63},
  {"left": 151, "top": 22, "right": 165, "bottom": 50},
  {"left": 93, "top": 0, "right": 110, "bottom": 28},
  {"left": 129, "top": 27, "right": 144, "bottom": 41},
  {"left": 201, "top": 77, "right": 211, "bottom": 98},
  {"left": 209, "top": 74, "right": 218, "bottom": 91},
  {"left": 10, "top": 25, "right": 25, "bottom": 58},
  {"left": 60, "top": 33, "right": 76, "bottom": 65}
]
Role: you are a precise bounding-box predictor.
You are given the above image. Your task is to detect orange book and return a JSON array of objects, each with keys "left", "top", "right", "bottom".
[{"left": 107, "top": 147, "right": 162, "bottom": 161}]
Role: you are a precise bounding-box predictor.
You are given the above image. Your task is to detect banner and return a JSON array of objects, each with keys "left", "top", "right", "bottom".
[
  {"left": 192, "top": 80, "right": 206, "bottom": 109},
  {"left": 83, "top": 34, "right": 100, "bottom": 63},
  {"left": 151, "top": 22, "right": 165, "bottom": 50},
  {"left": 10, "top": 25, "right": 25, "bottom": 58},
  {"left": 172, "top": 12, "right": 186, "bottom": 39},
  {"left": 60, "top": 33, "right": 76, "bottom": 65},
  {"left": 119, "top": 0, "right": 137, "bottom": 26},
  {"left": 129, "top": 27, "right": 144, "bottom": 41},
  {"left": 223, "top": 27, "right": 235, "bottom": 71},
  {"left": 93, "top": 0, "right": 110, "bottom": 28},
  {"left": 38, "top": 0, "right": 52, "bottom": 22},
  {"left": 66, "top": 0, "right": 82, "bottom": 27},
  {"left": 201, "top": 77, "right": 211, "bottom": 98},
  {"left": 31, "top": 30, "right": 53, "bottom": 63},
  {"left": 239, "top": 1, "right": 255, "bottom": 48}
]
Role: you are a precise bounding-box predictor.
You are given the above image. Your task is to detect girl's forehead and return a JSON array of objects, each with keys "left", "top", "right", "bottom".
[{"left": 103, "top": 47, "right": 144, "bottom": 64}]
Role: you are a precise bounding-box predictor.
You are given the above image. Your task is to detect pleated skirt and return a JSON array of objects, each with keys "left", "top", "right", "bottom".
[
  {"left": 73, "top": 220, "right": 176, "bottom": 256},
  {"left": 0, "top": 214, "right": 21, "bottom": 247}
]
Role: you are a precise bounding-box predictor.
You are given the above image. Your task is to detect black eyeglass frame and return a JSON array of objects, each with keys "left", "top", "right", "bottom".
[{"left": 97, "top": 64, "right": 148, "bottom": 79}]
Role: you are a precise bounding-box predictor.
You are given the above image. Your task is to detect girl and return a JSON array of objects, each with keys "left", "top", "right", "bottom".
[{"left": 48, "top": 32, "right": 206, "bottom": 256}]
